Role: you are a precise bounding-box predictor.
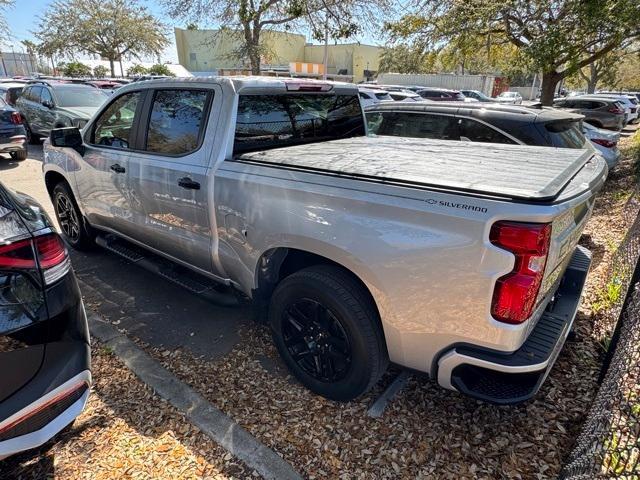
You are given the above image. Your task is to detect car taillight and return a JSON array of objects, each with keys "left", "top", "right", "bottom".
[
  {"left": 592, "top": 138, "right": 617, "bottom": 148},
  {"left": 0, "top": 233, "right": 69, "bottom": 284},
  {"left": 490, "top": 221, "right": 552, "bottom": 324},
  {"left": 10, "top": 111, "right": 23, "bottom": 124},
  {"left": 608, "top": 106, "right": 624, "bottom": 114}
]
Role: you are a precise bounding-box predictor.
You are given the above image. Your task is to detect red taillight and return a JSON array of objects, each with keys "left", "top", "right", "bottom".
[
  {"left": 10, "top": 111, "right": 23, "bottom": 124},
  {"left": 0, "top": 234, "right": 68, "bottom": 281},
  {"left": 592, "top": 138, "right": 617, "bottom": 148},
  {"left": 608, "top": 106, "right": 624, "bottom": 115},
  {"left": 490, "top": 221, "right": 552, "bottom": 324}
]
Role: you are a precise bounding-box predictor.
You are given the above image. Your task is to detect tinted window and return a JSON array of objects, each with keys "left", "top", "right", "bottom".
[
  {"left": 40, "top": 88, "right": 53, "bottom": 105},
  {"left": 458, "top": 118, "right": 516, "bottom": 144},
  {"left": 419, "top": 90, "right": 439, "bottom": 98},
  {"left": 543, "top": 120, "right": 586, "bottom": 148},
  {"left": 27, "top": 86, "right": 42, "bottom": 102},
  {"left": 55, "top": 86, "right": 108, "bottom": 107},
  {"left": 5, "top": 87, "right": 22, "bottom": 105},
  {"left": 234, "top": 93, "right": 364, "bottom": 155},
  {"left": 367, "top": 111, "right": 459, "bottom": 140},
  {"left": 359, "top": 92, "right": 372, "bottom": 100},
  {"left": 145, "top": 90, "right": 209, "bottom": 155},
  {"left": 92, "top": 92, "right": 141, "bottom": 149}
]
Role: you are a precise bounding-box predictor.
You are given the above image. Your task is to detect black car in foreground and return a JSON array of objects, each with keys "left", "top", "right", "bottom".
[
  {"left": 0, "top": 182, "right": 90, "bottom": 460},
  {"left": 0, "top": 97, "right": 28, "bottom": 161},
  {"left": 365, "top": 101, "right": 589, "bottom": 150}
]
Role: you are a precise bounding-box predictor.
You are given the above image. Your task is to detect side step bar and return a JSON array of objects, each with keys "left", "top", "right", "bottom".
[{"left": 95, "top": 234, "right": 239, "bottom": 307}]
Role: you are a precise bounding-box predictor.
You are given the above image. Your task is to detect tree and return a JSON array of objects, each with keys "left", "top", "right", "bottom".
[
  {"left": 379, "top": 44, "right": 437, "bottom": 74},
  {"left": 35, "top": 0, "right": 169, "bottom": 77},
  {"left": 147, "top": 64, "right": 174, "bottom": 76},
  {"left": 163, "top": 0, "right": 388, "bottom": 74},
  {"left": 386, "top": 0, "right": 640, "bottom": 105},
  {"left": 93, "top": 65, "right": 109, "bottom": 78},
  {"left": 20, "top": 39, "right": 38, "bottom": 73},
  {"left": 0, "top": 0, "right": 12, "bottom": 42},
  {"left": 61, "top": 61, "right": 92, "bottom": 77},
  {"left": 127, "top": 64, "right": 149, "bottom": 77}
]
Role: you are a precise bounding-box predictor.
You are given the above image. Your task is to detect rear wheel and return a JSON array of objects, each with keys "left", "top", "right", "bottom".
[
  {"left": 25, "top": 123, "right": 40, "bottom": 145},
  {"left": 10, "top": 149, "right": 27, "bottom": 160},
  {"left": 52, "top": 183, "right": 94, "bottom": 250},
  {"left": 269, "top": 265, "right": 387, "bottom": 401}
]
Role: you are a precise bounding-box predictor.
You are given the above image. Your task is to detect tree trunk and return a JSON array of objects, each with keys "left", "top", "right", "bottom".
[
  {"left": 242, "top": 22, "right": 261, "bottom": 75},
  {"left": 539, "top": 72, "right": 562, "bottom": 106},
  {"left": 108, "top": 58, "right": 115, "bottom": 77},
  {"left": 587, "top": 63, "right": 598, "bottom": 94}
]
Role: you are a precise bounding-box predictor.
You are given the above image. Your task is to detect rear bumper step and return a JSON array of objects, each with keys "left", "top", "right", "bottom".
[{"left": 437, "top": 245, "right": 591, "bottom": 405}]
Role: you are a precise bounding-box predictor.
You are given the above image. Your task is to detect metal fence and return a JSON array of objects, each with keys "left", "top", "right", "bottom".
[{"left": 560, "top": 193, "right": 640, "bottom": 479}]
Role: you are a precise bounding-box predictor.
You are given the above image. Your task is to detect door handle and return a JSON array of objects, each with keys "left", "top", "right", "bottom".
[
  {"left": 110, "top": 163, "right": 125, "bottom": 173},
  {"left": 178, "top": 177, "right": 200, "bottom": 190}
]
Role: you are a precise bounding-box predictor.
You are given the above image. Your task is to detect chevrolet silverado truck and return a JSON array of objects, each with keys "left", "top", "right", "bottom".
[{"left": 42, "top": 77, "right": 607, "bottom": 404}]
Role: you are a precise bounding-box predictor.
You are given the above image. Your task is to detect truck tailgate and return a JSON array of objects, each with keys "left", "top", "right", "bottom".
[{"left": 236, "top": 136, "right": 595, "bottom": 202}]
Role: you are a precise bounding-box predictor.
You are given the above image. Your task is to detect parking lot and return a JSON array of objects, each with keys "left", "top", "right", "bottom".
[{"left": 1, "top": 121, "right": 639, "bottom": 478}]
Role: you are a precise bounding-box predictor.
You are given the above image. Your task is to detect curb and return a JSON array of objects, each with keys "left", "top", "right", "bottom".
[{"left": 89, "top": 315, "right": 302, "bottom": 480}]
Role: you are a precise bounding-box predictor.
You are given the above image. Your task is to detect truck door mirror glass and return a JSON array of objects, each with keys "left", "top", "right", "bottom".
[{"left": 50, "top": 127, "right": 85, "bottom": 155}]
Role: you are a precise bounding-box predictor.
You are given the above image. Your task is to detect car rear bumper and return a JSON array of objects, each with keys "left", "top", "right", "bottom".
[
  {"left": 436, "top": 245, "right": 591, "bottom": 404},
  {"left": 0, "top": 135, "right": 26, "bottom": 153},
  {"left": 0, "top": 369, "right": 90, "bottom": 460}
]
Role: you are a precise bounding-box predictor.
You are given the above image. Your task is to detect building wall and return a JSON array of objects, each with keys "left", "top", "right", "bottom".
[
  {"left": 175, "top": 28, "right": 306, "bottom": 71},
  {"left": 175, "top": 28, "right": 380, "bottom": 82}
]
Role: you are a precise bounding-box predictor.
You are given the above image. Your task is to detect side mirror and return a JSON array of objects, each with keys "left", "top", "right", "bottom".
[
  {"left": 50, "top": 127, "right": 85, "bottom": 155},
  {"left": 42, "top": 100, "right": 54, "bottom": 109}
]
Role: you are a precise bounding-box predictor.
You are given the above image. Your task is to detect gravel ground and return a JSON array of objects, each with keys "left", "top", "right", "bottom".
[
  {"left": 0, "top": 341, "right": 250, "bottom": 480},
  {"left": 135, "top": 131, "right": 640, "bottom": 480}
]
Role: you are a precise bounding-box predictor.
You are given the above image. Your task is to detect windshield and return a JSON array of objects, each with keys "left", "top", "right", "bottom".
[
  {"left": 234, "top": 93, "right": 365, "bottom": 155},
  {"left": 56, "top": 87, "right": 108, "bottom": 107}
]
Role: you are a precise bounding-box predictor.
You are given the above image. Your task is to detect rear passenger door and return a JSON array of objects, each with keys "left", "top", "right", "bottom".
[{"left": 126, "top": 87, "right": 216, "bottom": 273}]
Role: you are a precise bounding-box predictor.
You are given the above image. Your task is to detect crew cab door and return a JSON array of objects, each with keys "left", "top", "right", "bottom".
[
  {"left": 125, "top": 87, "right": 216, "bottom": 273},
  {"left": 76, "top": 90, "right": 144, "bottom": 236}
]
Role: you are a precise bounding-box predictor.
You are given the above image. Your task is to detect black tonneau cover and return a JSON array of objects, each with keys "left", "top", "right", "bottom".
[{"left": 236, "top": 136, "right": 594, "bottom": 201}]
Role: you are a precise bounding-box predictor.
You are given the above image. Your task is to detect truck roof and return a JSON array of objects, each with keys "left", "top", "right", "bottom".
[
  {"left": 236, "top": 136, "right": 595, "bottom": 201},
  {"left": 120, "top": 76, "right": 358, "bottom": 94}
]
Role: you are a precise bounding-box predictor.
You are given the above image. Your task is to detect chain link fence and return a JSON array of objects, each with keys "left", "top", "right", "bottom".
[{"left": 560, "top": 192, "right": 640, "bottom": 479}]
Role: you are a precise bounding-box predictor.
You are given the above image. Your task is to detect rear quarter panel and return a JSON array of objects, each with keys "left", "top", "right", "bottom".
[{"left": 213, "top": 160, "right": 598, "bottom": 373}]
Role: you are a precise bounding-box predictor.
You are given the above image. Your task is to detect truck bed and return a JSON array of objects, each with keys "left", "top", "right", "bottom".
[{"left": 236, "top": 136, "right": 594, "bottom": 201}]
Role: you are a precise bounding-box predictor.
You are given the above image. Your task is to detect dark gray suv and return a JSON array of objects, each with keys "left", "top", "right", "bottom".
[
  {"left": 366, "top": 102, "right": 589, "bottom": 150},
  {"left": 553, "top": 96, "right": 625, "bottom": 131},
  {"left": 15, "top": 81, "right": 108, "bottom": 143}
]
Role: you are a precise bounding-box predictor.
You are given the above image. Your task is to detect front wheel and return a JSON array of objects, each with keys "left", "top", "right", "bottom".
[
  {"left": 10, "top": 149, "right": 27, "bottom": 160},
  {"left": 269, "top": 265, "right": 388, "bottom": 401},
  {"left": 52, "top": 183, "right": 94, "bottom": 250}
]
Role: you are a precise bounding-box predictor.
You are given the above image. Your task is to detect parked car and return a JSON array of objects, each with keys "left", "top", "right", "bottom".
[
  {"left": 591, "top": 94, "right": 638, "bottom": 124},
  {"left": 553, "top": 96, "right": 625, "bottom": 131},
  {"left": 0, "top": 97, "right": 28, "bottom": 160},
  {"left": 16, "top": 80, "right": 108, "bottom": 143},
  {"left": 414, "top": 87, "right": 466, "bottom": 101},
  {"left": 460, "top": 89, "right": 496, "bottom": 102},
  {"left": 365, "top": 101, "right": 590, "bottom": 150},
  {"left": 582, "top": 122, "right": 621, "bottom": 169},
  {"left": 387, "top": 90, "right": 423, "bottom": 102},
  {"left": 495, "top": 91, "right": 523, "bottom": 104},
  {"left": 358, "top": 87, "right": 392, "bottom": 108},
  {"left": 44, "top": 77, "right": 605, "bottom": 405},
  {"left": 84, "top": 80, "right": 121, "bottom": 95},
  {"left": 0, "top": 82, "right": 25, "bottom": 106},
  {"left": 0, "top": 182, "right": 90, "bottom": 460}
]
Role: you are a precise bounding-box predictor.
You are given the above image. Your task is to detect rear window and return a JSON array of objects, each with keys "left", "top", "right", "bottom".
[
  {"left": 543, "top": 120, "right": 586, "bottom": 149},
  {"left": 55, "top": 86, "right": 108, "bottom": 108},
  {"left": 233, "top": 93, "right": 364, "bottom": 155}
]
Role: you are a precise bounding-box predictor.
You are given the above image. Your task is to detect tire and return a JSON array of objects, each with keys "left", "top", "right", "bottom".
[
  {"left": 269, "top": 265, "right": 388, "bottom": 401},
  {"left": 25, "top": 123, "right": 40, "bottom": 145},
  {"left": 10, "top": 149, "right": 27, "bottom": 160},
  {"left": 52, "top": 182, "right": 95, "bottom": 250}
]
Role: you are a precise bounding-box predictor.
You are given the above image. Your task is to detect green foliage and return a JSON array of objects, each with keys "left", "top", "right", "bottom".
[
  {"left": 0, "top": 0, "right": 13, "bottom": 41},
  {"left": 35, "top": 0, "right": 169, "bottom": 76},
  {"left": 60, "top": 61, "right": 92, "bottom": 77},
  {"left": 147, "top": 64, "right": 174, "bottom": 76},
  {"left": 93, "top": 65, "right": 109, "bottom": 78},
  {"left": 386, "top": 0, "right": 640, "bottom": 104},
  {"left": 127, "top": 64, "right": 149, "bottom": 76},
  {"left": 378, "top": 44, "right": 437, "bottom": 74}
]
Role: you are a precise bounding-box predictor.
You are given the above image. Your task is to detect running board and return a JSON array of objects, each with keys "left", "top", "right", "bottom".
[{"left": 95, "top": 234, "right": 239, "bottom": 307}]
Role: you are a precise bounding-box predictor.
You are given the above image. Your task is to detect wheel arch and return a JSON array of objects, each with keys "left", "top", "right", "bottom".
[{"left": 253, "top": 246, "right": 389, "bottom": 349}]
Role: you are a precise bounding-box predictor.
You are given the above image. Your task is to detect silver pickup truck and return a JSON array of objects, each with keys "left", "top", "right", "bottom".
[{"left": 42, "top": 77, "right": 607, "bottom": 404}]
